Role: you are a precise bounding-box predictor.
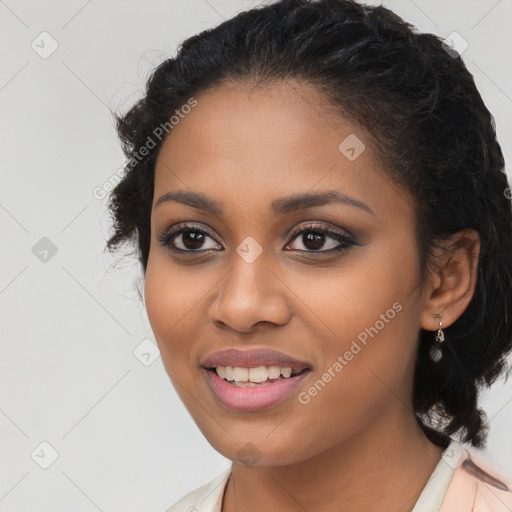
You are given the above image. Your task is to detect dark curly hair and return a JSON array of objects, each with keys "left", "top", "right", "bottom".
[{"left": 106, "top": 0, "right": 512, "bottom": 448}]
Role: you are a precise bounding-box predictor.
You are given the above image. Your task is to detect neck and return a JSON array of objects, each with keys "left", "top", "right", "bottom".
[{"left": 222, "top": 406, "right": 444, "bottom": 512}]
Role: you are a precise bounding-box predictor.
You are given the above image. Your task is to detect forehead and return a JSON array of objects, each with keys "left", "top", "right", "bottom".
[{"left": 153, "top": 80, "right": 410, "bottom": 219}]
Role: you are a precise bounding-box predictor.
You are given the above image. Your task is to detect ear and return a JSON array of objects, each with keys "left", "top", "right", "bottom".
[{"left": 420, "top": 229, "right": 481, "bottom": 331}]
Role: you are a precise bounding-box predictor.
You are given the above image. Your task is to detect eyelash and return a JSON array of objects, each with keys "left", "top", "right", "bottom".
[{"left": 156, "top": 222, "right": 357, "bottom": 256}]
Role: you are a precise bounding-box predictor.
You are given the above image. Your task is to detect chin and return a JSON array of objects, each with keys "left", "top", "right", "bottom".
[{"left": 201, "top": 429, "right": 307, "bottom": 467}]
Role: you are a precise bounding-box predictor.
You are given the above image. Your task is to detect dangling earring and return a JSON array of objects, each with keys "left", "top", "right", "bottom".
[{"left": 429, "top": 313, "right": 445, "bottom": 362}]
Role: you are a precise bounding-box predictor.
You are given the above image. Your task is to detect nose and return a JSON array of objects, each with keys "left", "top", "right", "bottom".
[{"left": 208, "top": 256, "right": 292, "bottom": 335}]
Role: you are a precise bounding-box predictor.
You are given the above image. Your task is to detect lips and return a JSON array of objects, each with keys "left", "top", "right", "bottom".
[
  {"left": 200, "top": 348, "right": 313, "bottom": 410},
  {"left": 201, "top": 348, "right": 312, "bottom": 371},
  {"left": 204, "top": 367, "right": 311, "bottom": 411}
]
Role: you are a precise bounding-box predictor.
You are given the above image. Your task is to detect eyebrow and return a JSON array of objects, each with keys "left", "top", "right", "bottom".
[{"left": 155, "top": 189, "right": 374, "bottom": 216}]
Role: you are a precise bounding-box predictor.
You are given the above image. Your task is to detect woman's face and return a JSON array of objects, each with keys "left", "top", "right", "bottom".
[{"left": 145, "top": 80, "right": 429, "bottom": 466}]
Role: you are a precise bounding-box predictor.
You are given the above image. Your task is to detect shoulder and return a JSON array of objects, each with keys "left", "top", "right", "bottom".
[
  {"left": 164, "top": 467, "right": 232, "bottom": 512},
  {"left": 440, "top": 441, "right": 512, "bottom": 512}
]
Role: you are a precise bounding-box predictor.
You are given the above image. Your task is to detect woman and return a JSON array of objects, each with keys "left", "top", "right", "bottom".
[{"left": 106, "top": 0, "right": 512, "bottom": 510}]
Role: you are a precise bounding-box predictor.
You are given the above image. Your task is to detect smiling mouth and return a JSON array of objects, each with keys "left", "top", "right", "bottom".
[{"left": 206, "top": 365, "right": 311, "bottom": 387}]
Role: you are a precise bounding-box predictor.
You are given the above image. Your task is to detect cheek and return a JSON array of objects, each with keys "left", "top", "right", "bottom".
[
  {"left": 290, "top": 237, "right": 420, "bottom": 411},
  {"left": 286, "top": 298, "right": 417, "bottom": 463},
  {"left": 291, "top": 247, "right": 415, "bottom": 353},
  {"left": 144, "top": 252, "right": 198, "bottom": 360}
]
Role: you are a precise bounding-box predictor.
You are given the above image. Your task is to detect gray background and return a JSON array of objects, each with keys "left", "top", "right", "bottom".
[{"left": 1, "top": 0, "right": 511, "bottom": 510}]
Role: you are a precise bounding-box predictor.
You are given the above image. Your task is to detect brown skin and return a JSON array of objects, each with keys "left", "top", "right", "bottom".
[{"left": 144, "top": 80, "right": 480, "bottom": 511}]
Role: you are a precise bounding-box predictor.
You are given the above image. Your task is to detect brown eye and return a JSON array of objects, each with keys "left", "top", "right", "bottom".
[
  {"left": 157, "top": 223, "right": 222, "bottom": 252},
  {"left": 176, "top": 230, "right": 209, "bottom": 250},
  {"left": 286, "top": 224, "right": 356, "bottom": 253}
]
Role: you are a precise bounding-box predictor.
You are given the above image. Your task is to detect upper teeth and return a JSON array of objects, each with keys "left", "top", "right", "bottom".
[{"left": 216, "top": 365, "right": 297, "bottom": 382}]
